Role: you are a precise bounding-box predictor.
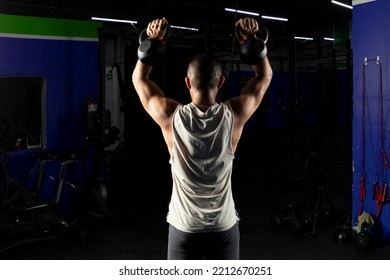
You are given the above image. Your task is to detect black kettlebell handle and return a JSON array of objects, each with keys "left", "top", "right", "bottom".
[{"left": 138, "top": 24, "right": 171, "bottom": 45}]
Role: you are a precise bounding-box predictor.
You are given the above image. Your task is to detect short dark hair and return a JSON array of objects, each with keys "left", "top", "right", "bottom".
[{"left": 187, "top": 53, "right": 222, "bottom": 91}]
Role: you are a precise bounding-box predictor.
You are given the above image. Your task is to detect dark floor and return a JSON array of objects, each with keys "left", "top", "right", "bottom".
[{"left": 1, "top": 127, "right": 389, "bottom": 260}]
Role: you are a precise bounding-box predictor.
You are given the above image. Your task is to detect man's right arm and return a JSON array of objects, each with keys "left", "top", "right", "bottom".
[{"left": 230, "top": 17, "right": 273, "bottom": 129}]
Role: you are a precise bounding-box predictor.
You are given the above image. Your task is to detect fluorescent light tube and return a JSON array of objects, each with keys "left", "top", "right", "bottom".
[
  {"left": 91, "top": 17, "right": 137, "bottom": 24},
  {"left": 225, "top": 8, "right": 259, "bottom": 16},
  {"left": 261, "top": 15, "right": 288, "bottom": 22},
  {"left": 171, "top": 25, "right": 199, "bottom": 31},
  {"left": 294, "top": 36, "right": 314, "bottom": 41},
  {"left": 331, "top": 0, "right": 353, "bottom": 9}
]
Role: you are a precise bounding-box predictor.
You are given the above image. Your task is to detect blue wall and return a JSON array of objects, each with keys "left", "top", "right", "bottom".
[
  {"left": 0, "top": 37, "right": 99, "bottom": 151},
  {"left": 352, "top": 0, "right": 390, "bottom": 239},
  {"left": 0, "top": 16, "right": 100, "bottom": 213}
]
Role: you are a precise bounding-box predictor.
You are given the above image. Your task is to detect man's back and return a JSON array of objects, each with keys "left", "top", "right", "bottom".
[{"left": 167, "top": 102, "right": 239, "bottom": 233}]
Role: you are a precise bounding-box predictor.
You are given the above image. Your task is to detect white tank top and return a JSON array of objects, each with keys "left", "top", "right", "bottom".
[{"left": 166, "top": 101, "right": 239, "bottom": 233}]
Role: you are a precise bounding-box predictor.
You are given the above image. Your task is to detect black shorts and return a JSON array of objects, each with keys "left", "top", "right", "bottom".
[{"left": 167, "top": 223, "right": 240, "bottom": 260}]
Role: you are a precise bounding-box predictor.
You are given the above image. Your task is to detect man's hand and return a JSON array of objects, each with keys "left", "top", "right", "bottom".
[
  {"left": 147, "top": 17, "right": 169, "bottom": 40},
  {"left": 236, "top": 18, "right": 259, "bottom": 40}
]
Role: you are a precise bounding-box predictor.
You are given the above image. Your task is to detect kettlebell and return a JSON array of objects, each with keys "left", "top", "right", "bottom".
[
  {"left": 137, "top": 24, "right": 171, "bottom": 66},
  {"left": 236, "top": 23, "right": 268, "bottom": 65},
  {"left": 333, "top": 226, "right": 352, "bottom": 243},
  {"left": 355, "top": 221, "right": 373, "bottom": 250}
]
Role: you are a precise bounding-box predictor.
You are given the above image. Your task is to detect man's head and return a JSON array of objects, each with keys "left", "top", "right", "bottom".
[{"left": 186, "top": 53, "right": 224, "bottom": 92}]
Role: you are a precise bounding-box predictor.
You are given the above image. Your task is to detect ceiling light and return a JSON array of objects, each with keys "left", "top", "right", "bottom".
[
  {"left": 91, "top": 17, "right": 137, "bottom": 24},
  {"left": 331, "top": 0, "right": 353, "bottom": 9},
  {"left": 171, "top": 25, "right": 199, "bottom": 31},
  {"left": 324, "top": 37, "right": 335, "bottom": 41},
  {"left": 225, "top": 8, "right": 259, "bottom": 16},
  {"left": 261, "top": 15, "right": 288, "bottom": 22},
  {"left": 294, "top": 36, "right": 314, "bottom": 41}
]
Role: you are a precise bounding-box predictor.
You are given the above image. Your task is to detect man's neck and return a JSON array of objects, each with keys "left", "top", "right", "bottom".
[{"left": 191, "top": 90, "right": 217, "bottom": 112}]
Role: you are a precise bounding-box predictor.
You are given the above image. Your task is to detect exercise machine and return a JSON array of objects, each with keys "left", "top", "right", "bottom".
[{"left": 0, "top": 148, "right": 84, "bottom": 253}]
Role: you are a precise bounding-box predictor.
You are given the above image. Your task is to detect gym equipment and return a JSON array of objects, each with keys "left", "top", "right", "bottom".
[
  {"left": 0, "top": 148, "right": 35, "bottom": 215},
  {"left": 236, "top": 23, "right": 268, "bottom": 65},
  {"left": 79, "top": 27, "right": 124, "bottom": 217},
  {"left": 333, "top": 226, "right": 352, "bottom": 243},
  {"left": 354, "top": 221, "right": 373, "bottom": 250},
  {"left": 137, "top": 24, "right": 171, "bottom": 66},
  {"left": 333, "top": 212, "right": 353, "bottom": 243},
  {"left": 288, "top": 211, "right": 302, "bottom": 235},
  {"left": 360, "top": 58, "right": 388, "bottom": 218},
  {"left": 271, "top": 201, "right": 300, "bottom": 230},
  {"left": 310, "top": 186, "right": 335, "bottom": 235},
  {"left": 0, "top": 149, "right": 83, "bottom": 253},
  {"left": 299, "top": 212, "right": 314, "bottom": 233},
  {"left": 0, "top": 117, "right": 39, "bottom": 151},
  {"left": 271, "top": 212, "right": 291, "bottom": 229},
  {"left": 288, "top": 211, "right": 315, "bottom": 235},
  {"left": 374, "top": 182, "right": 387, "bottom": 217}
]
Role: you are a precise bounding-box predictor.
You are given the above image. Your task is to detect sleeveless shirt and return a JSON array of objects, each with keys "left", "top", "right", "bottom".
[{"left": 166, "top": 101, "right": 239, "bottom": 233}]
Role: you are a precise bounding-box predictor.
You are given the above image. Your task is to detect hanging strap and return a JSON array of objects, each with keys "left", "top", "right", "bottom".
[{"left": 363, "top": 57, "right": 388, "bottom": 218}]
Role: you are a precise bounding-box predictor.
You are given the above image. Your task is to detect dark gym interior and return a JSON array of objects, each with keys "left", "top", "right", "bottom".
[{"left": 1, "top": 0, "right": 390, "bottom": 260}]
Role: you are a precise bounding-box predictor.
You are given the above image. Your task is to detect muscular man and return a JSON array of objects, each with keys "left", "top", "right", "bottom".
[{"left": 132, "top": 17, "right": 272, "bottom": 260}]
